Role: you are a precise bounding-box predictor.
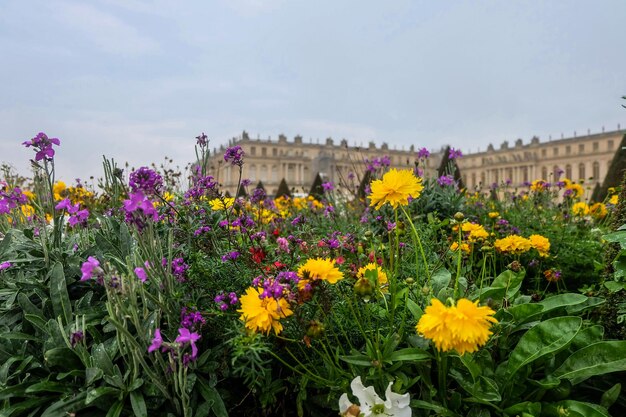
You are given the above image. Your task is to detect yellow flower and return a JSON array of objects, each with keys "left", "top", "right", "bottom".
[
  {"left": 450, "top": 242, "right": 470, "bottom": 253},
  {"left": 589, "top": 202, "right": 607, "bottom": 219},
  {"left": 21, "top": 204, "right": 35, "bottom": 218},
  {"left": 530, "top": 180, "right": 547, "bottom": 192},
  {"left": 462, "top": 223, "right": 489, "bottom": 241},
  {"left": 237, "top": 287, "right": 293, "bottom": 335},
  {"left": 22, "top": 190, "right": 35, "bottom": 201},
  {"left": 571, "top": 202, "right": 590, "bottom": 216},
  {"left": 529, "top": 234, "right": 550, "bottom": 257},
  {"left": 609, "top": 194, "right": 619, "bottom": 205},
  {"left": 53, "top": 181, "right": 67, "bottom": 201},
  {"left": 209, "top": 197, "right": 234, "bottom": 211},
  {"left": 416, "top": 298, "right": 497, "bottom": 355},
  {"left": 565, "top": 182, "right": 584, "bottom": 199},
  {"left": 446, "top": 299, "right": 498, "bottom": 355},
  {"left": 488, "top": 211, "right": 499, "bottom": 219},
  {"left": 297, "top": 258, "right": 343, "bottom": 289},
  {"left": 356, "top": 263, "right": 388, "bottom": 291},
  {"left": 494, "top": 235, "right": 532, "bottom": 254},
  {"left": 368, "top": 169, "right": 423, "bottom": 210}
]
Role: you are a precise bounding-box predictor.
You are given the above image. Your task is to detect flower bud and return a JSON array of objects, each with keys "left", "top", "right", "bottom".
[
  {"left": 421, "top": 285, "right": 430, "bottom": 296},
  {"left": 405, "top": 277, "right": 415, "bottom": 285},
  {"left": 306, "top": 320, "right": 325, "bottom": 339},
  {"left": 454, "top": 212, "right": 465, "bottom": 221},
  {"left": 354, "top": 277, "right": 374, "bottom": 301}
]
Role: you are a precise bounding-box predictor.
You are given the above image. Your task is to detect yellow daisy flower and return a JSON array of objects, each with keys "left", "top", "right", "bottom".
[
  {"left": 529, "top": 234, "right": 550, "bottom": 257},
  {"left": 368, "top": 169, "right": 423, "bottom": 210},
  {"left": 209, "top": 197, "right": 234, "bottom": 211},
  {"left": 589, "top": 202, "right": 607, "bottom": 219},
  {"left": 494, "top": 235, "right": 532, "bottom": 255},
  {"left": 297, "top": 258, "right": 344, "bottom": 289},
  {"left": 237, "top": 287, "right": 293, "bottom": 335},
  {"left": 356, "top": 263, "right": 388, "bottom": 290},
  {"left": 571, "top": 202, "right": 590, "bottom": 216}
]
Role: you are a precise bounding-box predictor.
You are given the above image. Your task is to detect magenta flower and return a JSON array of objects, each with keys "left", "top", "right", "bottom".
[
  {"left": 448, "top": 148, "right": 463, "bottom": 160},
  {"left": 224, "top": 145, "right": 244, "bottom": 166},
  {"left": 175, "top": 328, "right": 201, "bottom": 359},
  {"left": 0, "top": 261, "right": 11, "bottom": 271},
  {"left": 134, "top": 267, "right": 148, "bottom": 283},
  {"left": 22, "top": 132, "right": 61, "bottom": 161},
  {"left": 417, "top": 147, "right": 430, "bottom": 159},
  {"left": 81, "top": 257, "right": 100, "bottom": 281},
  {"left": 148, "top": 329, "right": 162, "bottom": 353},
  {"left": 321, "top": 182, "right": 334, "bottom": 192}
]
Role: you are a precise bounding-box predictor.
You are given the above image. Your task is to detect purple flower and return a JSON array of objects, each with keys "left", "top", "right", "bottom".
[
  {"left": 276, "top": 237, "right": 290, "bottom": 253},
  {"left": 134, "top": 267, "right": 148, "bottom": 283},
  {"left": 0, "top": 261, "right": 11, "bottom": 271},
  {"left": 55, "top": 198, "right": 73, "bottom": 211},
  {"left": 437, "top": 175, "right": 455, "bottom": 187},
  {"left": 184, "top": 175, "right": 218, "bottom": 201},
  {"left": 129, "top": 167, "right": 163, "bottom": 196},
  {"left": 81, "top": 257, "right": 100, "bottom": 281},
  {"left": 0, "top": 187, "right": 28, "bottom": 214},
  {"left": 417, "top": 147, "right": 430, "bottom": 159},
  {"left": 123, "top": 191, "right": 159, "bottom": 230},
  {"left": 70, "top": 331, "right": 84, "bottom": 348},
  {"left": 224, "top": 145, "right": 244, "bottom": 166},
  {"left": 251, "top": 187, "right": 266, "bottom": 204},
  {"left": 22, "top": 132, "right": 61, "bottom": 161},
  {"left": 448, "top": 148, "right": 463, "bottom": 160},
  {"left": 241, "top": 179, "right": 251, "bottom": 187},
  {"left": 196, "top": 132, "right": 208, "bottom": 147},
  {"left": 322, "top": 182, "right": 334, "bottom": 192},
  {"left": 148, "top": 329, "right": 162, "bottom": 353},
  {"left": 175, "top": 328, "right": 201, "bottom": 359},
  {"left": 221, "top": 251, "right": 240, "bottom": 262}
]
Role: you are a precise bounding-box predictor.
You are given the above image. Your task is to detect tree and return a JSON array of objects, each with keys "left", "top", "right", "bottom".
[
  {"left": 275, "top": 178, "right": 291, "bottom": 199},
  {"left": 592, "top": 133, "right": 626, "bottom": 202},
  {"left": 309, "top": 173, "right": 324, "bottom": 200},
  {"left": 437, "top": 146, "right": 464, "bottom": 189}
]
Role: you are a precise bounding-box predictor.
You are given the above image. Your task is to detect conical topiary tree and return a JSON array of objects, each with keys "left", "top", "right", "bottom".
[
  {"left": 275, "top": 178, "right": 291, "bottom": 199},
  {"left": 236, "top": 184, "right": 248, "bottom": 198},
  {"left": 255, "top": 181, "right": 266, "bottom": 192},
  {"left": 592, "top": 133, "right": 626, "bottom": 202},
  {"left": 309, "top": 173, "right": 324, "bottom": 201},
  {"left": 437, "top": 146, "right": 464, "bottom": 189}
]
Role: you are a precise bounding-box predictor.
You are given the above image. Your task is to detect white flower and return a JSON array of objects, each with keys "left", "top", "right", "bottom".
[{"left": 339, "top": 376, "right": 411, "bottom": 417}]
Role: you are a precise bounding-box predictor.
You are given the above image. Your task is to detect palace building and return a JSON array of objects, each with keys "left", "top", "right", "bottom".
[{"left": 207, "top": 126, "right": 625, "bottom": 197}]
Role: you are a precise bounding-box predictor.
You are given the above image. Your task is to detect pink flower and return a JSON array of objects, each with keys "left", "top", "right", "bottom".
[
  {"left": 0, "top": 261, "right": 11, "bottom": 271},
  {"left": 148, "top": 329, "right": 162, "bottom": 353},
  {"left": 81, "top": 257, "right": 100, "bottom": 281},
  {"left": 175, "top": 328, "right": 201, "bottom": 359},
  {"left": 134, "top": 267, "right": 148, "bottom": 283}
]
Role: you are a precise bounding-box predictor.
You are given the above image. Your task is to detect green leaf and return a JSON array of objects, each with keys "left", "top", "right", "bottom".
[
  {"left": 503, "top": 402, "right": 541, "bottom": 416},
  {"left": 479, "top": 270, "right": 524, "bottom": 302},
  {"left": 543, "top": 400, "right": 609, "bottom": 417},
  {"left": 44, "top": 348, "right": 83, "bottom": 370},
  {"left": 553, "top": 341, "right": 626, "bottom": 384},
  {"left": 130, "top": 390, "right": 147, "bottom": 417},
  {"left": 566, "top": 297, "right": 604, "bottom": 314},
  {"left": 537, "top": 293, "right": 587, "bottom": 315},
  {"left": 506, "top": 316, "right": 582, "bottom": 377},
  {"left": 570, "top": 325, "right": 604, "bottom": 351},
  {"left": 3, "top": 332, "right": 41, "bottom": 341},
  {"left": 406, "top": 298, "right": 423, "bottom": 320},
  {"left": 431, "top": 268, "right": 451, "bottom": 293},
  {"left": 24, "top": 380, "right": 70, "bottom": 394},
  {"left": 600, "top": 383, "right": 621, "bottom": 409},
  {"left": 604, "top": 281, "right": 626, "bottom": 293},
  {"left": 41, "top": 391, "right": 88, "bottom": 417},
  {"left": 388, "top": 347, "right": 430, "bottom": 362},
  {"left": 49, "top": 262, "right": 72, "bottom": 326},
  {"left": 339, "top": 354, "right": 373, "bottom": 367},
  {"left": 105, "top": 400, "right": 124, "bottom": 417},
  {"left": 410, "top": 399, "right": 460, "bottom": 416},
  {"left": 86, "top": 387, "right": 119, "bottom": 405},
  {"left": 197, "top": 377, "right": 227, "bottom": 417},
  {"left": 451, "top": 369, "right": 501, "bottom": 403},
  {"left": 506, "top": 304, "right": 544, "bottom": 324},
  {"left": 92, "top": 343, "right": 115, "bottom": 376}
]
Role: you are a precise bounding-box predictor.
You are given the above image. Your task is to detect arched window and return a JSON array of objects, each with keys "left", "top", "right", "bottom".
[
  {"left": 592, "top": 161, "right": 600, "bottom": 181},
  {"left": 249, "top": 164, "right": 257, "bottom": 181},
  {"left": 271, "top": 165, "right": 278, "bottom": 182},
  {"left": 553, "top": 165, "right": 560, "bottom": 180},
  {"left": 565, "top": 164, "right": 572, "bottom": 179},
  {"left": 260, "top": 165, "right": 268, "bottom": 182},
  {"left": 578, "top": 163, "right": 586, "bottom": 180},
  {"left": 541, "top": 167, "right": 548, "bottom": 180}
]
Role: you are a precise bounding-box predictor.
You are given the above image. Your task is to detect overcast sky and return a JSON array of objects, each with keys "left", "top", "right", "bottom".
[{"left": 1, "top": 0, "right": 625, "bottom": 184}]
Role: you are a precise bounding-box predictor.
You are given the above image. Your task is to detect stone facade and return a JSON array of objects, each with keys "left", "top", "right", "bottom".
[
  {"left": 457, "top": 128, "right": 624, "bottom": 195},
  {"left": 207, "top": 131, "right": 435, "bottom": 196},
  {"left": 207, "top": 127, "right": 625, "bottom": 198}
]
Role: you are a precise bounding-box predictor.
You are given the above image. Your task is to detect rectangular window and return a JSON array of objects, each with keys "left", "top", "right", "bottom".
[
  {"left": 579, "top": 144, "right": 584, "bottom": 153},
  {"left": 250, "top": 146, "right": 256, "bottom": 156},
  {"left": 593, "top": 142, "right": 599, "bottom": 151},
  {"left": 262, "top": 147, "right": 267, "bottom": 156},
  {"left": 609, "top": 140, "right": 614, "bottom": 150},
  {"left": 553, "top": 147, "right": 559, "bottom": 156},
  {"left": 541, "top": 149, "right": 547, "bottom": 157},
  {"left": 273, "top": 148, "right": 277, "bottom": 156},
  {"left": 566, "top": 145, "right": 571, "bottom": 155}
]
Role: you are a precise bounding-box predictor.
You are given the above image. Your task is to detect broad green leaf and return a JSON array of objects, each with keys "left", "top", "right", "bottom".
[
  {"left": 505, "top": 304, "right": 544, "bottom": 324},
  {"left": 553, "top": 341, "right": 626, "bottom": 384},
  {"left": 537, "top": 293, "right": 587, "bottom": 315},
  {"left": 24, "top": 313, "right": 48, "bottom": 334},
  {"left": 130, "top": 390, "right": 147, "bottom": 417},
  {"left": 406, "top": 298, "right": 423, "bottom": 320},
  {"left": 566, "top": 296, "right": 604, "bottom": 314},
  {"left": 25, "top": 380, "right": 70, "bottom": 394},
  {"left": 41, "top": 391, "right": 88, "bottom": 417},
  {"left": 431, "top": 268, "right": 451, "bottom": 293},
  {"left": 197, "top": 377, "right": 227, "bottom": 417},
  {"left": 604, "top": 281, "right": 626, "bottom": 293},
  {"left": 506, "top": 316, "right": 581, "bottom": 377},
  {"left": 44, "top": 347, "right": 83, "bottom": 370},
  {"left": 0, "top": 397, "right": 49, "bottom": 417},
  {"left": 570, "top": 325, "right": 604, "bottom": 351},
  {"left": 410, "top": 400, "right": 460, "bottom": 416},
  {"left": 93, "top": 343, "right": 115, "bottom": 376},
  {"left": 479, "top": 270, "right": 524, "bottom": 302},
  {"left": 543, "top": 400, "right": 610, "bottom": 417},
  {"left": 49, "top": 262, "right": 72, "bottom": 325},
  {"left": 451, "top": 369, "right": 501, "bottom": 403},
  {"left": 3, "top": 332, "right": 41, "bottom": 341},
  {"left": 388, "top": 347, "right": 430, "bottom": 362}
]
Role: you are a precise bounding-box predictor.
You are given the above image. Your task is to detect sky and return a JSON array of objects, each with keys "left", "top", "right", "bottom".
[{"left": 1, "top": 0, "right": 625, "bottom": 184}]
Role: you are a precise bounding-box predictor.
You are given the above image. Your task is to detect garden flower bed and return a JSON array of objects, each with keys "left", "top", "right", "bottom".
[{"left": 1, "top": 133, "right": 625, "bottom": 416}]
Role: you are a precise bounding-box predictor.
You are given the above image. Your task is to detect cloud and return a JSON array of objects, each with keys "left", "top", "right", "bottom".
[{"left": 54, "top": 2, "right": 160, "bottom": 55}]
